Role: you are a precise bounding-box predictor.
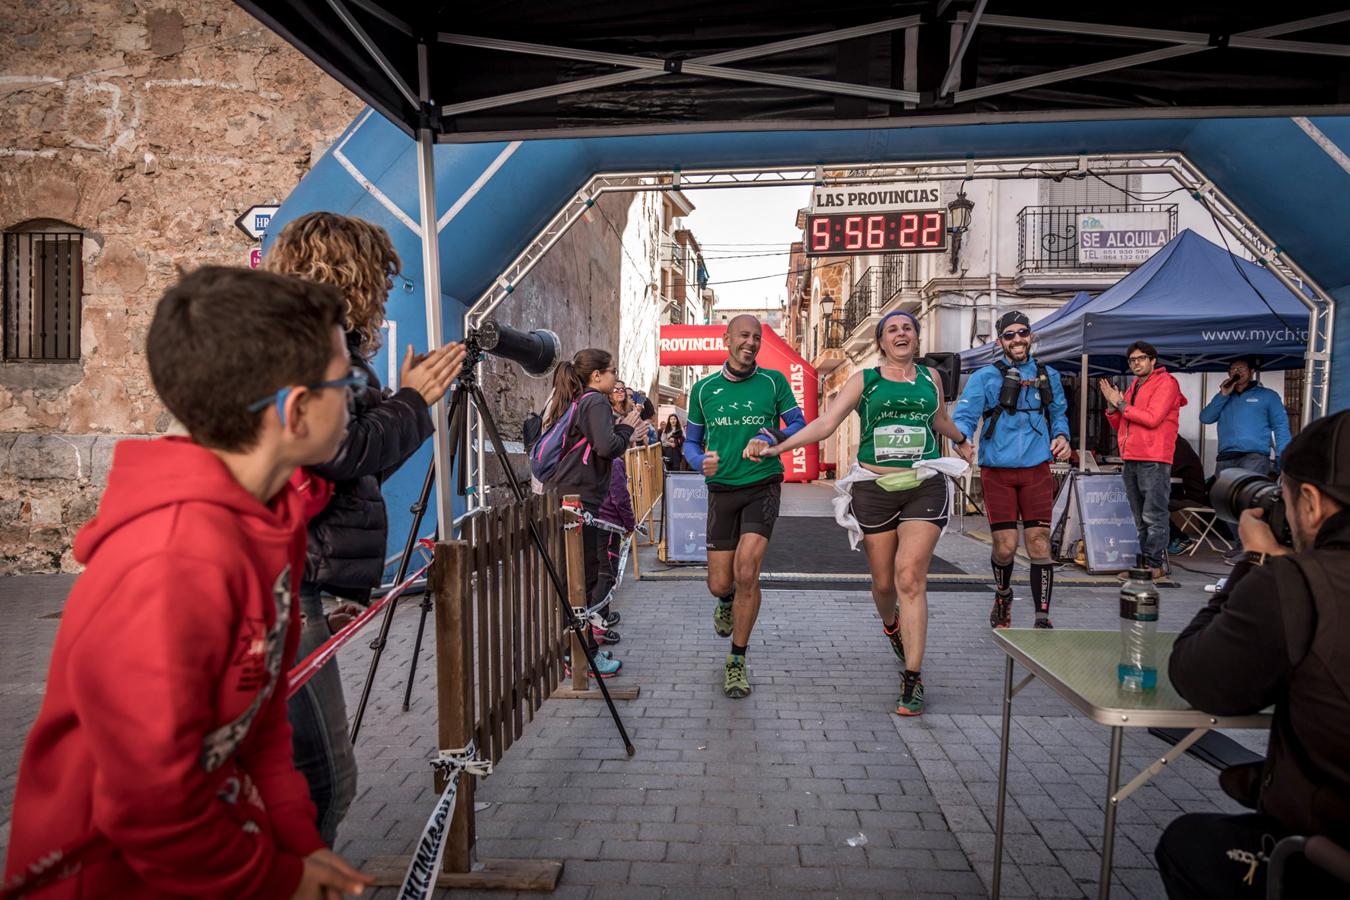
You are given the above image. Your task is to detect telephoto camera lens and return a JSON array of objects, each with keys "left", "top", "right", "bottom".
[{"left": 1210, "top": 468, "right": 1292, "bottom": 547}]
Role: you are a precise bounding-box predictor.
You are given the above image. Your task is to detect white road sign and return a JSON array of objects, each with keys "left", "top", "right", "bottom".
[{"left": 235, "top": 205, "right": 280, "bottom": 241}]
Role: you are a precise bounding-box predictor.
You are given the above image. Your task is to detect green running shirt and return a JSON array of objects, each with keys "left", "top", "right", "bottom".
[
  {"left": 688, "top": 367, "right": 798, "bottom": 488},
  {"left": 856, "top": 366, "right": 940, "bottom": 468}
]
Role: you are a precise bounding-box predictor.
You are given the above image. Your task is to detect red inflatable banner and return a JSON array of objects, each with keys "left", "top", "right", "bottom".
[{"left": 658, "top": 324, "right": 819, "bottom": 482}]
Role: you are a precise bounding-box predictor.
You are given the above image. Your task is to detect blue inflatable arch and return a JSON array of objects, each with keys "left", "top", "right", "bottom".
[{"left": 266, "top": 110, "right": 1350, "bottom": 556}]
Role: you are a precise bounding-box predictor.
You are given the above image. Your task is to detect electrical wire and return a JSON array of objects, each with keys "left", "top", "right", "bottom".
[{"left": 1198, "top": 201, "right": 1305, "bottom": 338}]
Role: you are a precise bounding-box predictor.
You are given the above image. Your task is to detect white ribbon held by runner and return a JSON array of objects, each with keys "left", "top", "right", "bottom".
[{"left": 397, "top": 744, "right": 494, "bottom": 900}]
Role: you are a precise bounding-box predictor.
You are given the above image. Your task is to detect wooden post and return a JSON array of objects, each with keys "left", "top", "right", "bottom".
[
  {"left": 435, "top": 541, "right": 473, "bottom": 874},
  {"left": 553, "top": 493, "right": 639, "bottom": 701}
]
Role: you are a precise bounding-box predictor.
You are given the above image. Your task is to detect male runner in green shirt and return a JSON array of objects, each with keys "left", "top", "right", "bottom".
[{"left": 683, "top": 315, "right": 806, "bottom": 698}]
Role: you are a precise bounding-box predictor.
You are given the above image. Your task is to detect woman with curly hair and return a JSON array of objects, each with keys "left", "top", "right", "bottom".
[{"left": 266, "top": 211, "right": 464, "bottom": 843}]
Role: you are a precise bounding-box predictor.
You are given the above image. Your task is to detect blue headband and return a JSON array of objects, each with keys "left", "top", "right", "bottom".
[{"left": 875, "top": 310, "right": 920, "bottom": 342}]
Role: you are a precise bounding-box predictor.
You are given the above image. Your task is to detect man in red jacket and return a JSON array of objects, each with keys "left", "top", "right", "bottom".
[
  {"left": 1100, "top": 340, "right": 1187, "bottom": 578},
  {"left": 4, "top": 267, "right": 373, "bottom": 899}
]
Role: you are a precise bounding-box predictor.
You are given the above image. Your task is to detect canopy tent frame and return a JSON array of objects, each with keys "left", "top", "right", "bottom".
[
  {"left": 436, "top": 16, "right": 926, "bottom": 118},
  {"left": 239, "top": 2, "right": 1350, "bottom": 145},
  {"left": 257, "top": 4, "right": 1342, "bottom": 521},
  {"left": 947, "top": 11, "right": 1350, "bottom": 104}
]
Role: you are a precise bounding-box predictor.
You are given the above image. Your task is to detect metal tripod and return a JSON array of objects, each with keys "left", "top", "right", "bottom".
[{"left": 348, "top": 338, "right": 634, "bottom": 755}]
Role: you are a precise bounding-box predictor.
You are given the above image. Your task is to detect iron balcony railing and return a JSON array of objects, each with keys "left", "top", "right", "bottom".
[
  {"left": 1017, "top": 204, "right": 1177, "bottom": 273},
  {"left": 840, "top": 255, "right": 919, "bottom": 338}
]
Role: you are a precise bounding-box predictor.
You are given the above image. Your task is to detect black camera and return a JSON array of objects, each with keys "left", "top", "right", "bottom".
[{"left": 1210, "top": 468, "right": 1292, "bottom": 547}]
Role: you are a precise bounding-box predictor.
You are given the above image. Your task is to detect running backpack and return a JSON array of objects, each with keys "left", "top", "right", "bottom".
[{"left": 528, "top": 400, "right": 590, "bottom": 482}]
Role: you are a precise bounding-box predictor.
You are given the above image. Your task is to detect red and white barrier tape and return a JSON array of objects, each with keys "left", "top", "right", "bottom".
[{"left": 286, "top": 561, "right": 431, "bottom": 699}]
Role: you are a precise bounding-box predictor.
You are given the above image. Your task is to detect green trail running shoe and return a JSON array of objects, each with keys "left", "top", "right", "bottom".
[
  {"left": 896, "top": 672, "right": 925, "bottom": 717},
  {"left": 724, "top": 653, "right": 751, "bottom": 699},
  {"left": 883, "top": 618, "right": 905, "bottom": 668},
  {"left": 713, "top": 599, "right": 734, "bottom": 638}
]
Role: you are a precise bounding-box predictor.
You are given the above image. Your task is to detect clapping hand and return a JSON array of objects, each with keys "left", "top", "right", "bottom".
[{"left": 1097, "top": 377, "right": 1123, "bottom": 407}]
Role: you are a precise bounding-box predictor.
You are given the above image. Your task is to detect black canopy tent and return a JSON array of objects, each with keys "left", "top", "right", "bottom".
[
  {"left": 238, "top": 2, "right": 1350, "bottom": 142},
  {"left": 234, "top": 0, "right": 1350, "bottom": 534}
]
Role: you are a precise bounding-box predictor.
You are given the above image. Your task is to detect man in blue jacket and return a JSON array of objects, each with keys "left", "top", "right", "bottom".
[
  {"left": 1198, "top": 357, "right": 1292, "bottom": 557},
  {"left": 953, "top": 310, "right": 1072, "bottom": 628}
]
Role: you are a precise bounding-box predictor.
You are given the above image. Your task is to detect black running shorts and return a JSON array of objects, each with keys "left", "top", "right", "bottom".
[
  {"left": 850, "top": 476, "right": 948, "bottom": 534},
  {"left": 706, "top": 480, "right": 782, "bottom": 552}
]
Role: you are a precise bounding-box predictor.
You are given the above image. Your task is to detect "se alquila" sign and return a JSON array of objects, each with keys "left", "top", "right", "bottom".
[{"left": 1078, "top": 211, "right": 1172, "bottom": 264}]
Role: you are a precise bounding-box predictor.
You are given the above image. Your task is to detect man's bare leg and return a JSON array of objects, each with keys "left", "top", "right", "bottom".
[
  {"left": 708, "top": 549, "right": 736, "bottom": 637},
  {"left": 729, "top": 533, "right": 770, "bottom": 647}
]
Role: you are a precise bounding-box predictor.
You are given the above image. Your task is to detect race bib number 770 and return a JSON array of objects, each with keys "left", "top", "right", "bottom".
[{"left": 874, "top": 424, "right": 928, "bottom": 461}]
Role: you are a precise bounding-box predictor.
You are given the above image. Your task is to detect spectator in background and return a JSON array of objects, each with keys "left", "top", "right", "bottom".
[
  {"left": 542, "top": 349, "right": 641, "bottom": 669},
  {"left": 1100, "top": 341, "right": 1186, "bottom": 579},
  {"left": 1167, "top": 434, "right": 1209, "bottom": 556},
  {"left": 1199, "top": 356, "right": 1292, "bottom": 561},
  {"left": 661, "top": 414, "right": 686, "bottom": 471},
  {"left": 632, "top": 388, "right": 659, "bottom": 446},
  {"left": 267, "top": 212, "right": 464, "bottom": 844}
]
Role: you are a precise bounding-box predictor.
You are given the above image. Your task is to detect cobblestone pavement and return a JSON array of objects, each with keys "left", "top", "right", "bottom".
[{"left": 1, "top": 487, "right": 1258, "bottom": 899}]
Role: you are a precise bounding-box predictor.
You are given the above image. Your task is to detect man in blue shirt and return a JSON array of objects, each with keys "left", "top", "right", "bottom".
[
  {"left": 1198, "top": 357, "right": 1292, "bottom": 557},
  {"left": 953, "top": 310, "right": 1071, "bottom": 629}
]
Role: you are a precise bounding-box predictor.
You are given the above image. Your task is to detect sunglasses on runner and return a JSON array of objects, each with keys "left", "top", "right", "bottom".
[
  {"left": 1000, "top": 327, "right": 1031, "bottom": 340},
  {"left": 246, "top": 368, "right": 369, "bottom": 425}
]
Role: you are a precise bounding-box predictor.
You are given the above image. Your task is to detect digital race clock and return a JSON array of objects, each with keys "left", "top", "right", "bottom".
[{"left": 804, "top": 210, "right": 948, "bottom": 257}]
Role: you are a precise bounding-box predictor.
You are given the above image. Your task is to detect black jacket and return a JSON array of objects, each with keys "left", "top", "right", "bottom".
[
  {"left": 306, "top": 337, "right": 434, "bottom": 597},
  {"left": 544, "top": 389, "right": 633, "bottom": 509},
  {"left": 1169, "top": 509, "right": 1350, "bottom": 843}
]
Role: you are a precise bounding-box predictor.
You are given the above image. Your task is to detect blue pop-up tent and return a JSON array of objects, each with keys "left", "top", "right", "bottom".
[
  {"left": 960, "top": 291, "right": 1095, "bottom": 372},
  {"left": 998, "top": 229, "right": 1311, "bottom": 375}
]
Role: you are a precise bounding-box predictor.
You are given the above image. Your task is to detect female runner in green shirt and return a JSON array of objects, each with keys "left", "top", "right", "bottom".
[{"left": 748, "top": 311, "right": 973, "bottom": 716}]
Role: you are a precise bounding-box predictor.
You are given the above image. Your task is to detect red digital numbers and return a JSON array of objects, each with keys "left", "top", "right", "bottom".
[
  {"left": 810, "top": 216, "right": 831, "bottom": 252},
  {"left": 921, "top": 211, "right": 943, "bottom": 247},
  {"left": 843, "top": 216, "right": 863, "bottom": 250},
  {"left": 866, "top": 215, "right": 886, "bottom": 249},
  {"left": 804, "top": 210, "right": 948, "bottom": 256}
]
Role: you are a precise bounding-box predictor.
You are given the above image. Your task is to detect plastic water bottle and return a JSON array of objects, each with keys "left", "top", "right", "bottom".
[{"left": 1118, "top": 568, "right": 1159, "bottom": 691}]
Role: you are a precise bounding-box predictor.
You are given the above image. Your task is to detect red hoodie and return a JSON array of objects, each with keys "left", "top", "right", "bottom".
[
  {"left": 1104, "top": 365, "right": 1188, "bottom": 464},
  {"left": 5, "top": 438, "right": 328, "bottom": 898}
]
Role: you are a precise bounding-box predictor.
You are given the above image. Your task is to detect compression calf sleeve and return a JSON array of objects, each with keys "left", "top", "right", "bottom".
[
  {"left": 991, "top": 556, "right": 1014, "bottom": 593},
  {"left": 1030, "top": 559, "right": 1055, "bottom": 617}
]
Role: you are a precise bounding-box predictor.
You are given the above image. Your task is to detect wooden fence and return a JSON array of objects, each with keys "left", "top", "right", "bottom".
[
  {"left": 369, "top": 493, "right": 569, "bottom": 891},
  {"left": 368, "top": 485, "right": 646, "bottom": 891}
]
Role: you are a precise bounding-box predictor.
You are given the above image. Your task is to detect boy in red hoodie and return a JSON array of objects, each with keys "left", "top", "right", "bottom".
[{"left": 4, "top": 267, "right": 373, "bottom": 899}]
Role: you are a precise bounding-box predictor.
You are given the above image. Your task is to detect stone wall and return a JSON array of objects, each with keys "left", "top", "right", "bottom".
[
  {"left": 476, "top": 191, "right": 660, "bottom": 441},
  {"left": 1, "top": 1, "right": 363, "bottom": 572}
]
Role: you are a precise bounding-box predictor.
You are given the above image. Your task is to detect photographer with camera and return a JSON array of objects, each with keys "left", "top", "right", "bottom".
[
  {"left": 1155, "top": 409, "right": 1350, "bottom": 899},
  {"left": 1199, "top": 356, "right": 1292, "bottom": 561},
  {"left": 952, "top": 310, "right": 1071, "bottom": 629}
]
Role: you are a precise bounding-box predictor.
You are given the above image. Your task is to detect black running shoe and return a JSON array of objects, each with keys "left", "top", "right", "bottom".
[
  {"left": 1033, "top": 618, "right": 1054, "bottom": 630},
  {"left": 990, "top": 588, "right": 1013, "bottom": 629}
]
